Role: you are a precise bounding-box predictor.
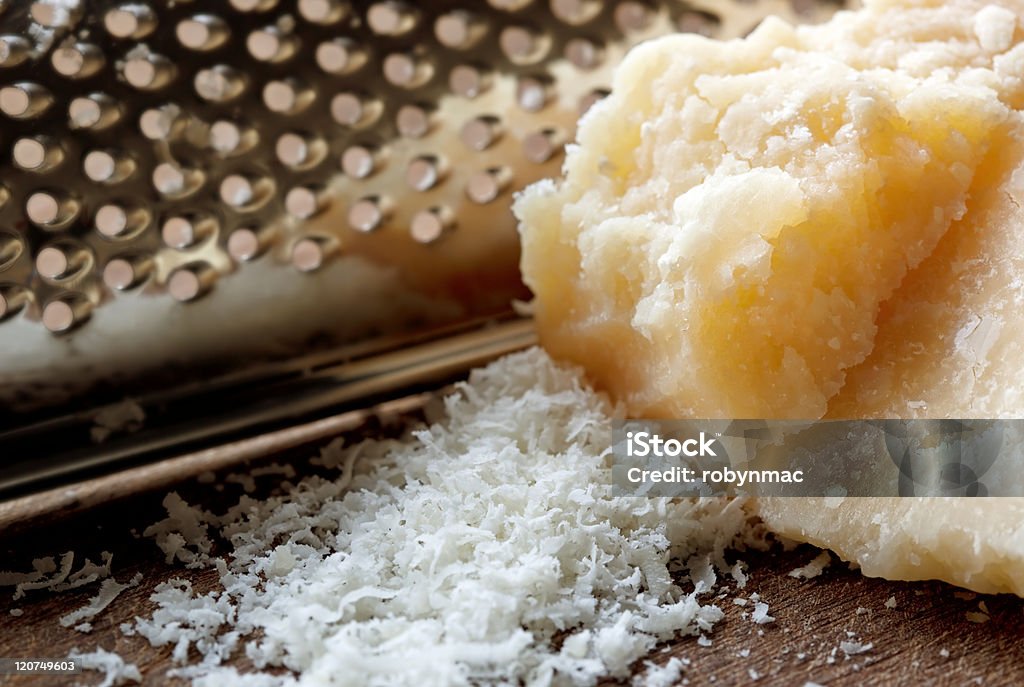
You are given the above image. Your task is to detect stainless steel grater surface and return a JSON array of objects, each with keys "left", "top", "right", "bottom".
[{"left": 0, "top": 0, "right": 846, "bottom": 497}]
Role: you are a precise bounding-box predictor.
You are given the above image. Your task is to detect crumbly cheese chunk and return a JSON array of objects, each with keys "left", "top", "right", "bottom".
[
  {"left": 761, "top": 110, "right": 1024, "bottom": 596},
  {"left": 517, "top": 0, "right": 1024, "bottom": 595},
  {"left": 515, "top": 0, "right": 1016, "bottom": 419}
]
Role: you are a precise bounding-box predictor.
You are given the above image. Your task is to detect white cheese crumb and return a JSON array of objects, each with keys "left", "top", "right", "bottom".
[
  {"left": 856, "top": 607, "right": 870, "bottom": 616},
  {"left": 74, "top": 622, "right": 93, "bottom": 633},
  {"left": 940, "top": 648, "right": 951, "bottom": 658},
  {"left": 59, "top": 573, "right": 142, "bottom": 628},
  {"left": 698, "top": 635, "right": 713, "bottom": 647},
  {"left": 884, "top": 596, "right": 898, "bottom": 609},
  {"left": 748, "top": 667, "right": 762, "bottom": 681},
  {"left": 751, "top": 602, "right": 775, "bottom": 625},
  {"left": 789, "top": 551, "right": 832, "bottom": 579},
  {"left": 9, "top": 608, "right": 23, "bottom": 616},
  {"left": 730, "top": 561, "right": 748, "bottom": 589},
  {"left": 839, "top": 640, "right": 874, "bottom": 656},
  {"left": 69, "top": 647, "right": 141, "bottom": 687},
  {"left": 635, "top": 657, "right": 686, "bottom": 687},
  {"left": 733, "top": 598, "right": 748, "bottom": 606}
]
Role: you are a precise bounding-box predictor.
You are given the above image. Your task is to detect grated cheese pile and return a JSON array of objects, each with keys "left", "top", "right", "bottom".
[{"left": 132, "top": 348, "right": 765, "bottom": 685}]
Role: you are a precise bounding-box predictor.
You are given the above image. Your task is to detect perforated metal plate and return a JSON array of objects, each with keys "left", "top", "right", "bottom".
[{"left": 0, "top": 0, "right": 845, "bottom": 409}]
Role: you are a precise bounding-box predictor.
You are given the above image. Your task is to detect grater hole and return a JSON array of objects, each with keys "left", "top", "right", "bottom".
[
  {"left": 316, "top": 38, "right": 365, "bottom": 75},
  {"left": 152, "top": 162, "right": 202, "bottom": 198},
  {"left": 277, "top": 132, "right": 325, "bottom": 169},
  {"left": 516, "top": 76, "right": 550, "bottom": 111},
  {"left": 348, "top": 196, "right": 388, "bottom": 232},
  {"left": 276, "top": 133, "right": 308, "bottom": 168},
  {"left": 298, "top": 0, "right": 347, "bottom": 25},
  {"left": 406, "top": 156, "right": 443, "bottom": 191},
  {"left": 565, "top": 37, "right": 603, "bottom": 70},
  {"left": 0, "top": 83, "right": 50, "bottom": 119},
  {"left": 36, "top": 245, "right": 86, "bottom": 280},
  {"left": 247, "top": 27, "right": 296, "bottom": 63},
  {"left": 264, "top": 78, "right": 312, "bottom": 114},
  {"left": 83, "top": 151, "right": 115, "bottom": 183},
  {"left": 551, "top": 0, "right": 602, "bottom": 25},
  {"left": 95, "top": 203, "right": 145, "bottom": 239},
  {"left": 177, "top": 15, "right": 229, "bottom": 51},
  {"left": 83, "top": 149, "right": 134, "bottom": 184},
  {"left": 227, "top": 227, "right": 273, "bottom": 261},
  {"left": 69, "top": 94, "right": 119, "bottom": 130},
  {"left": 410, "top": 207, "right": 453, "bottom": 244},
  {"left": 220, "top": 173, "right": 272, "bottom": 210},
  {"left": 331, "top": 92, "right": 380, "bottom": 128},
  {"left": 122, "top": 52, "right": 175, "bottom": 91},
  {"left": 162, "top": 215, "right": 214, "bottom": 249},
  {"left": 367, "top": 2, "right": 419, "bottom": 37},
  {"left": 500, "top": 25, "right": 550, "bottom": 65},
  {"left": 104, "top": 5, "right": 157, "bottom": 40},
  {"left": 227, "top": 229, "right": 259, "bottom": 262},
  {"left": 383, "top": 52, "right": 433, "bottom": 89},
  {"left": 449, "top": 64, "right": 490, "bottom": 99},
  {"left": 13, "top": 137, "right": 60, "bottom": 172},
  {"left": 0, "top": 35, "right": 30, "bottom": 67},
  {"left": 168, "top": 263, "right": 215, "bottom": 302},
  {"left": 285, "top": 186, "right": 326, "bottom": 219},
  {"left": 396, "top": 104, "right": 432, "bottom": 138},
  {"left": 26, "top": 191, "right": 76, "bottom": 227},
  {"left": 220, "top": 175, "right": 255, "bottom": 209},
  {"left": 435, "top": 12, "right": 484, "bottom": 50},
  {"left": 103, "top": 256, "right": 151, "bottom": 290},
  {"left": 43, "top": 296, "right": 91, "bottom": 334},
  {"left": 523, "top": 127, "right": 563, "bottom": 163},
  {"left": 209, "top": 120, "right": 243, "bottom": 155},
  {"left": 341, "top": 145, "right": 379, "bottom": 179},
  {"left": 460, "top": 116, "right": 502, "bottom": 151},
  {"left": 292, "top": 236, "right": 334, "bottom": 271},
  {"left": 195, "top": 66, "right": 246, "bottom": 102},
  {"left": 466, "top": 167, "right": 510, "bottom": 204},
  {"left": 139, "top": 105, "right": 184, "bottom": 141},
  {"left": 614, "top": 1, "right": 653, "bottom": 32},
  {"left": 51, "top": 43, "right": 104, "bottom": 79}
]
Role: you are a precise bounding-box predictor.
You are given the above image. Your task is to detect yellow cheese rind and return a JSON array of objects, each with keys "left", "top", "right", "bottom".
[{"left": 758, "top": 498, "right": 1024, "bottom": 596}]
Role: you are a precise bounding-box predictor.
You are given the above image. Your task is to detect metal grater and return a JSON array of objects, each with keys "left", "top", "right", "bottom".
[{"left": 0, "top": 0, "right": 846, "bottom": 500}]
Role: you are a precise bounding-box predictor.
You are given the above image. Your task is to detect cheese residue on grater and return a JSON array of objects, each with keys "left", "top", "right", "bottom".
[{"left": 516, "top": 0, "right": 1024, "bottom": 595}]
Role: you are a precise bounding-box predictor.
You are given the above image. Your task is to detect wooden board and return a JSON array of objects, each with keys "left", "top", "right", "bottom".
[{"left": 1, "top": 427, "right": 1022, "bottom": 686}]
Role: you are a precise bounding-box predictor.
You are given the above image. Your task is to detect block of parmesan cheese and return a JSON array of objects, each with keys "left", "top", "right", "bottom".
[{"left": 515, "top": 0, "right": 1024, "bottom": 594}]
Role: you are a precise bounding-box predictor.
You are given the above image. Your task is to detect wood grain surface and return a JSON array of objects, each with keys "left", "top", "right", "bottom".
[{"left": 1, "top": 424, "right": 1022, "bottom": 687}]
